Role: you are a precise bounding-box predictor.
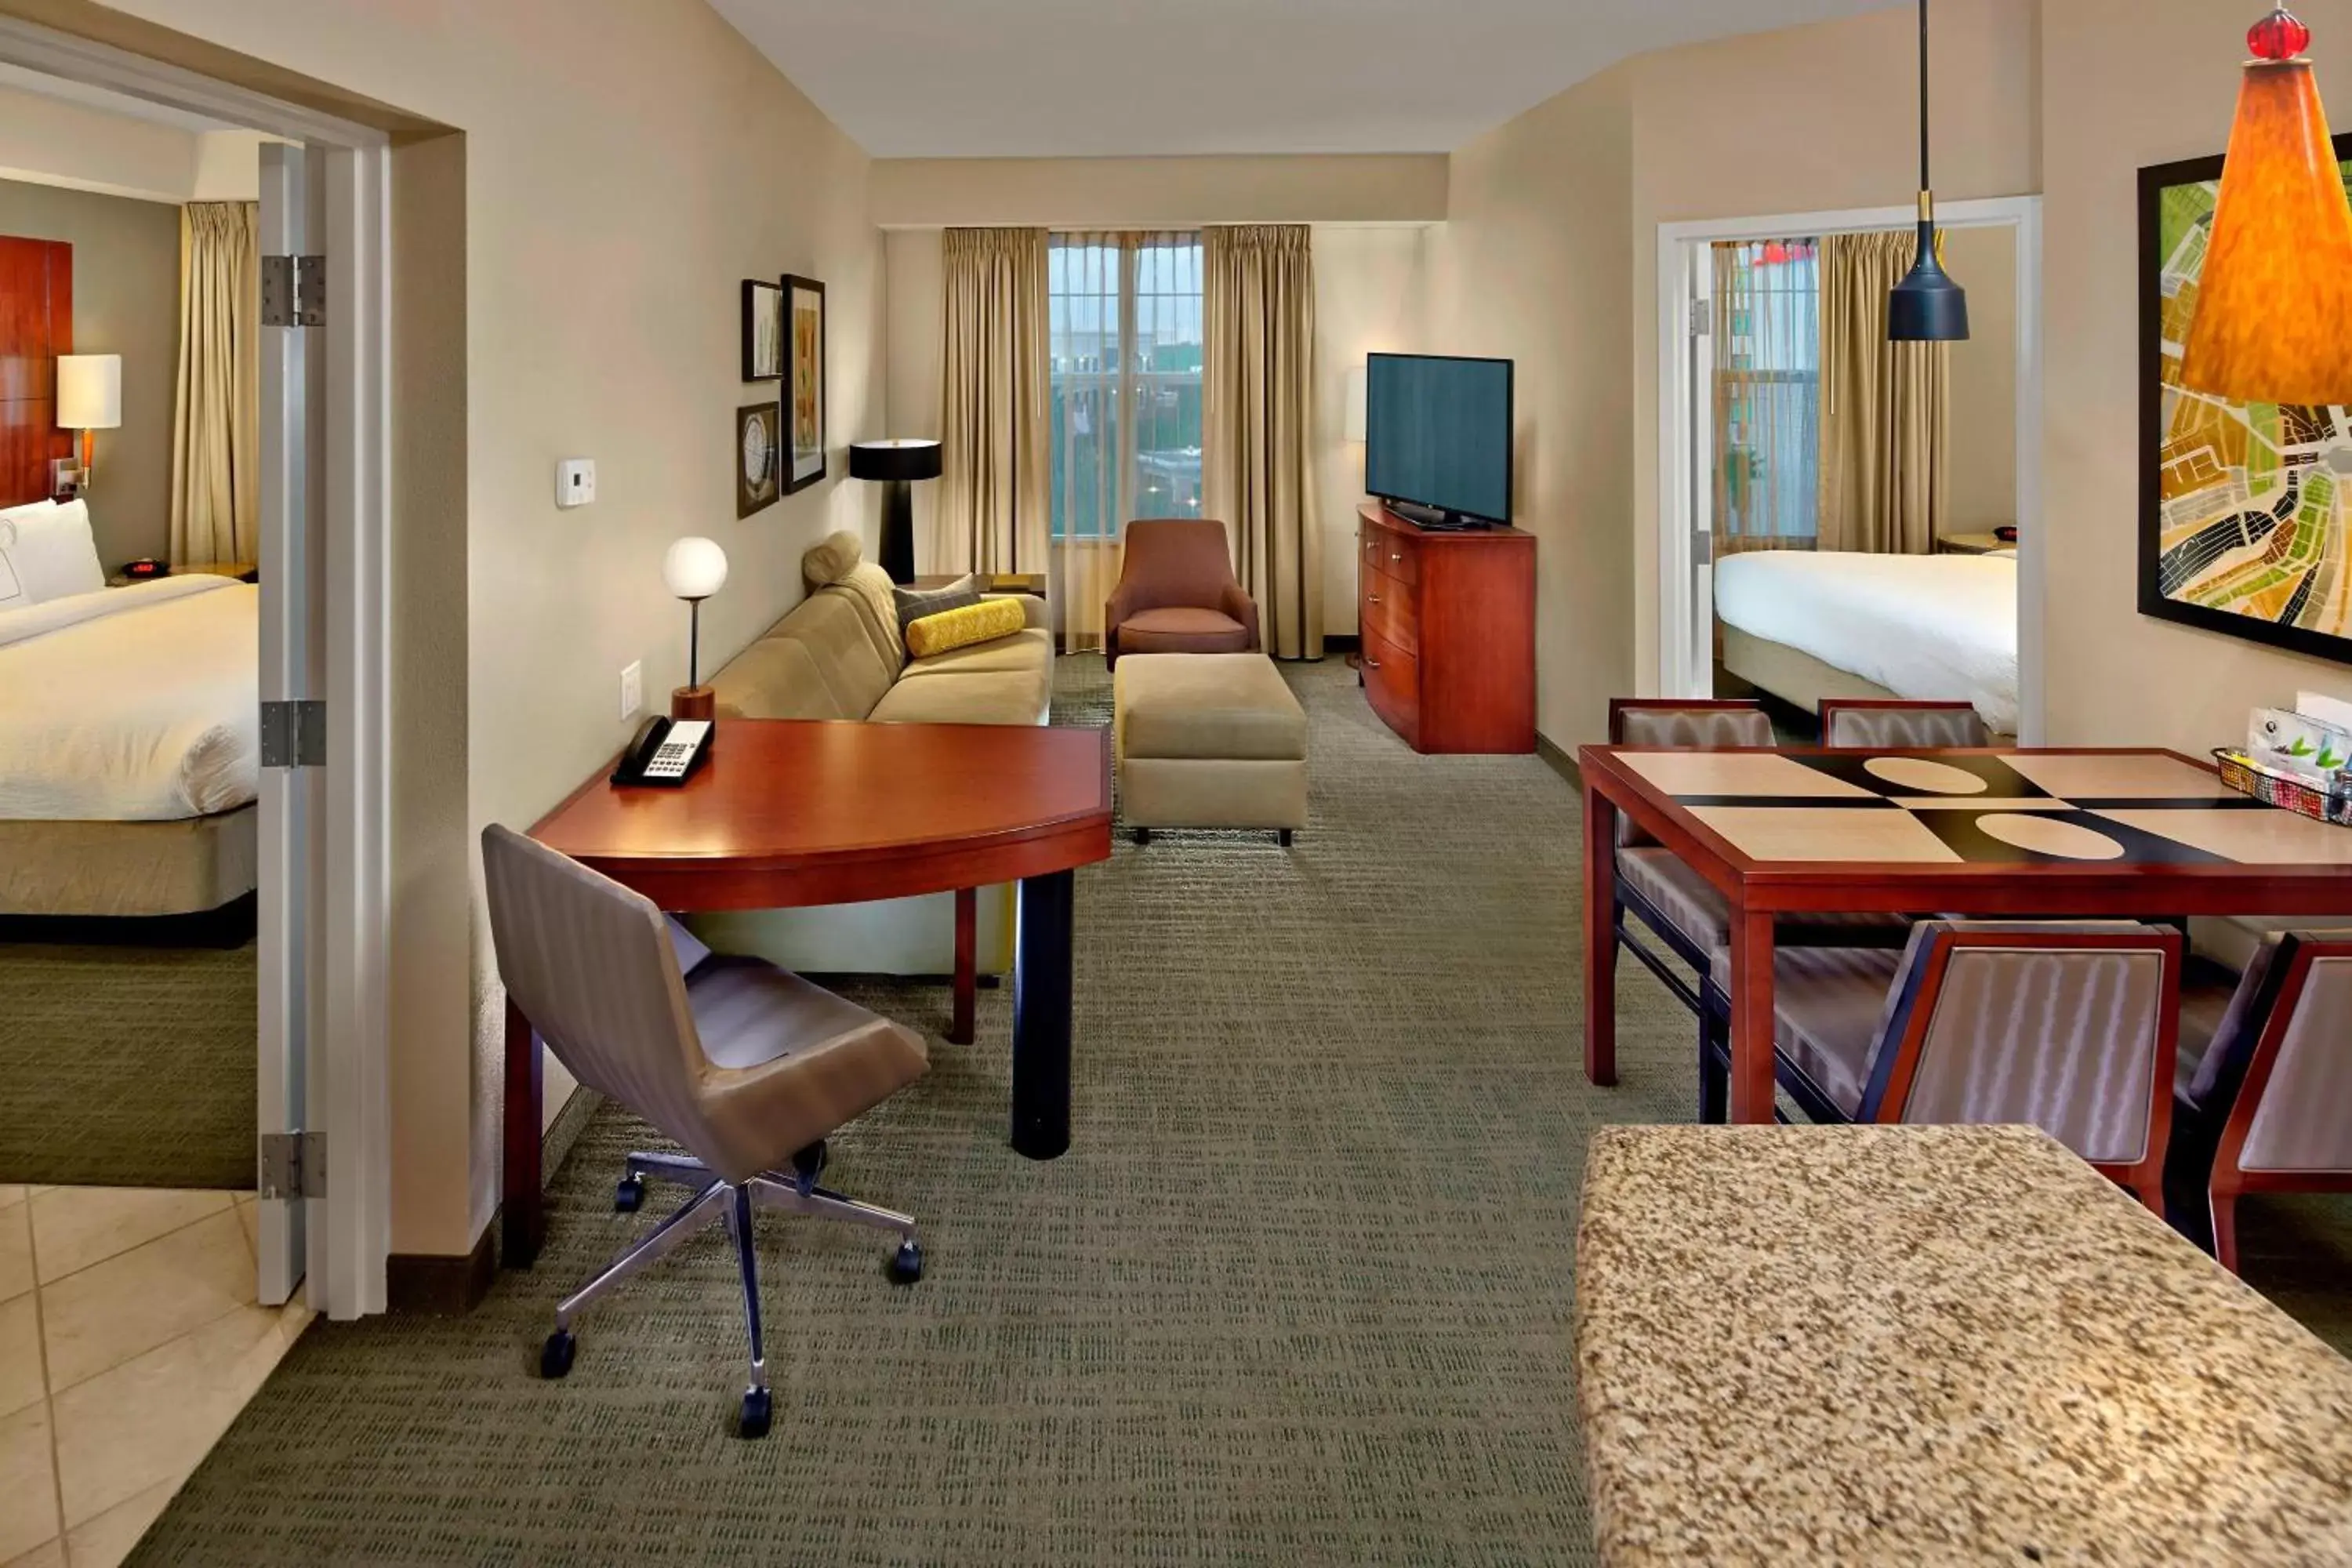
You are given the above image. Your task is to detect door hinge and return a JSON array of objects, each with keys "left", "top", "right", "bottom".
[
  {"left": 259, "top": 1130, "right": 323, "bottom": 1200},
  {"left": 1693, "top": 529, "right": 1715, "bottom": 565},
  {"left": 1688, "top": 299, "right": 1711, "bottom": 338},
  {"left": 260, "top": 254, "right": 325, "bottom": 328},
  {"left": 260, "top": 700, "right": 326, "bottom": 768}
]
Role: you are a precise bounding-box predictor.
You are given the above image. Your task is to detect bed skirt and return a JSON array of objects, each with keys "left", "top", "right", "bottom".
[{"left": 0, "top": 804, "right": 259, "bottom": 917}]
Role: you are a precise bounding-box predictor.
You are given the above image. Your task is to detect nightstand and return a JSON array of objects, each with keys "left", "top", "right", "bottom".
[
  {"left": 109, "top": 561, "right": 260, "bottom": 586},
  {"left": 1933, "top": 532, "right": 2011, "bottom": 556}
]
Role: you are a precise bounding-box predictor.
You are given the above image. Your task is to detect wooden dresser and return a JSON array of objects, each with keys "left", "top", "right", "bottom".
[{"left": 1356, "top": 502, "right": 1536, "bottom": 754}]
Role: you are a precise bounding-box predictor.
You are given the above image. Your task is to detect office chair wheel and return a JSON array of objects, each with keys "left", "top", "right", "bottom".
[
  {"left": 613, "top": 1176, "right": 644, "bottom": 1214},
  {"left": 738, "top": 1387, "right": 772, "bottom": 1439},
  {"left": 791, "top": 1141, "right": 827, "bottom": 1182},
  {"left": 887, "top": 1239, "right": 924, "bottom": 1285},
  {"left": 539, "top": 1329, "right": 577, "bottom": 1380}
]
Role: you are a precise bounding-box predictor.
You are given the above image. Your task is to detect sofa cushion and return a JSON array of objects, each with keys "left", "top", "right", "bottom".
[
  {"left": 871, "top": 666, "right": 1053, "bottom": 727},
  {"left": 906, "top": 597, "right": 1027, "bottom": 659},
  {"left": 903, "top": 625, "right": 1053, "bottom": 678},
  {"left": 710, "top": 634, "right": 852, "bottom": 720},
  {"left": 775, "top": 592, "right": 897, "bottom": 719}
]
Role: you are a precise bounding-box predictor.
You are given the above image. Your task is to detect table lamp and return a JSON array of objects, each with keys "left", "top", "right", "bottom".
[
  {"left": 662, "top": 535, "right": 728, "bottom": 721},
  {"left": 849, "top": 438, "right": 943, "bottom": 585},
  {"left": 56, "top": 354, "right": 121, "bottom": 494}
]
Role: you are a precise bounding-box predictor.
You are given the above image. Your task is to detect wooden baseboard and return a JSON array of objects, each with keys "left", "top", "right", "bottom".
[
  {"left": 1536, "top": 731, "right": 1581, "bottom": 789},
  {"left": 387, "top": 1218, "right": 498, "bottom": 1315}
]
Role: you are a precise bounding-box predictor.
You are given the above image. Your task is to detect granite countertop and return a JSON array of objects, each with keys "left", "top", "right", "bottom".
[{"left": 1575, "top": 1125, "right": 2352, "bottom": 1566}]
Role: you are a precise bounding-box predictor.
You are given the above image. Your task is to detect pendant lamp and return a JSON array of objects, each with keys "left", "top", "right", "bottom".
[
  {"left": 2180, "top": 6, "right": 2352, "bottom": 406},
  {"left": 1889, "top": 0, "right": 1969, "bottom": 342}
]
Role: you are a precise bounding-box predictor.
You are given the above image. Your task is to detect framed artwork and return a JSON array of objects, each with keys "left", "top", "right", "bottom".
[
  {"left": 736, "top": 401, "right": 780, "bottom": 517},
  {"left": 2140, "top": 133, "right": 2352, "bottom": 666},
  {"left": 742, "top": 279, "right": 782, "bottom": 382},
  {"left": 782, "top": 273, "right": 826, "bottom": 494}
]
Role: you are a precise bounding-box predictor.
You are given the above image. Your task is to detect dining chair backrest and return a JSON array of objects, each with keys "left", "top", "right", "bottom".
[
  {"left": 1820, "top": 699, "right": 1990, "bottom": 750},
  {"left": 2198, "top": 931, "right": 2352, "bottom": 1175},
  {"left": 1860, "top": 921, "right": 2180, "bottom": 1198},
  {"left": 1606, "top": 699, "right": 1772, "bottom": 848}
]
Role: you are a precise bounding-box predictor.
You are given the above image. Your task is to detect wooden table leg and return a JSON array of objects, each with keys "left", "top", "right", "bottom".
[
  {"left": 1729, "top": 906, "right": 1777, "bottom": 1124},
  {"left": 950, "top": 887, "right": 977, "bottom": 1045},
  {"left": 1010, "top": 869, "right": 1074, "bottom": 1160},
  {"left": 501, "top": 996, "right": 545, "bottom": 1268},
  {"left": 1584, "top": 778, "right": 1619, "bottom": 1087}
]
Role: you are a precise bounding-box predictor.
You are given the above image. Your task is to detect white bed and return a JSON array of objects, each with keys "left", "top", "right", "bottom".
[{"left": 1712, "top": 549, "right": 2019, "bottom": 735}]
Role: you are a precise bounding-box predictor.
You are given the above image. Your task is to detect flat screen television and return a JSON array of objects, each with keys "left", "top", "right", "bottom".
[{"left": 1363, "top": 353, "right": 1514, "bottom": 527}]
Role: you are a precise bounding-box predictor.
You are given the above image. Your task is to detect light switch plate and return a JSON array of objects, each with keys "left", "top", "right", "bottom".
[
  {"left": 557, "top": 458, "right": 596, "bottom": 509},
  {"left": 619, "top": 660, "right": 642, "bottom": 720}
]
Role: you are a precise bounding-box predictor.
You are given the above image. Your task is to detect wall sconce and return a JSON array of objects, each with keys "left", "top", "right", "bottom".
[{"left": 56, "top": 354, "right": 122, "bottom": 492}]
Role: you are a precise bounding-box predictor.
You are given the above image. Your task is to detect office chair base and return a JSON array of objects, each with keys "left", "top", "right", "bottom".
[
  {"left": 612, "top": 1177, "right": 644, "bottom": 1214},
  {"left": 889, "top": 1239, "right": 924, "bottom": 1284},
  {"left": 739, "top": 1387, "right": 772, "bottom": 1440},
  {"left": 539, "top": 1329, "right": 576, "bottom": 1379}
]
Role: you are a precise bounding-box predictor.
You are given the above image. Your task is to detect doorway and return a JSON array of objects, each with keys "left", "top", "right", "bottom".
[{"left": 1654, "top": 196, "right": 2044, "bottom": 742}]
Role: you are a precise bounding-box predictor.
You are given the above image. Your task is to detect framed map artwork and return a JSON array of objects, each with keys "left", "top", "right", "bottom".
[{"left": 2140, "top": 135, "right": 2352, "bottom": 666}]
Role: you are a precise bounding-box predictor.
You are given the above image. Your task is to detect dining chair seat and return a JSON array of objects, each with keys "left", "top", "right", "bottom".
[{"left": 1627, "top": 849, "right": 1912, "bottom": 966}]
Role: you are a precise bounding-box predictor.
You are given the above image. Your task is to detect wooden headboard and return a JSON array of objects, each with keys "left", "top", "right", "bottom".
[{"left": 0, "top": 237, "right": 73, "bottom": 510}]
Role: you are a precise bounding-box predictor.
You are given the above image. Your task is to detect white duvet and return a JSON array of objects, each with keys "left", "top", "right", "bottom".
[
  {"left": 1713, "top": 550, "right": 2019, "bottom": 734},
  {"left": 0, "top": 575, "right": 260, "bottom": 820}
]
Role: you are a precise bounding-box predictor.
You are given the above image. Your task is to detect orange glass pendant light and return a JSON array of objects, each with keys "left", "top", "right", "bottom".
[{"left": 2181, "top": 5, "right": 2352, "bottom": 405}]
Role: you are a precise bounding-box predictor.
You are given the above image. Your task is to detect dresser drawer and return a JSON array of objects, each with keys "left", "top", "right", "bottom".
[
  {"left": 1359, "top": 522, "right": 1421, "bottom": 589},
  {"left": 1360, "top": 626, "right": 1421, "bottom": 745},
  {"left": 1359, "top": 564, "right": 1417, "bottom": 653}
]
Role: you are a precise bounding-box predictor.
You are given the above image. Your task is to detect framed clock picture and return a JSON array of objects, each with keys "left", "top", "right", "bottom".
[
  {"left": 781, "top": 273, "right": 826, "bottom": 494},
  {"left": 736, "top": 401, "right": 780, "bottom": 517}
]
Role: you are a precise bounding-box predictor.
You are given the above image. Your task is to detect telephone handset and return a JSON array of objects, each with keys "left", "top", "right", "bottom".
[{"left": 611, "top": 717, "right": 713, "bottom": 788}]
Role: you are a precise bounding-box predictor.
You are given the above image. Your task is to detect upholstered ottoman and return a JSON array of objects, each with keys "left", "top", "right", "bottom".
[{"left": 1113, "top": 654, "right": 1308, "bottom": 844}]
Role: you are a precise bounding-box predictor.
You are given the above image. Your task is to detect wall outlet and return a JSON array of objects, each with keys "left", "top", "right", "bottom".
[
  {"left": 619, "top": 660, "right": 642, "bottom": 720},
  {"left": 557, "top": 458, "right": 597, "bottom": 509}
]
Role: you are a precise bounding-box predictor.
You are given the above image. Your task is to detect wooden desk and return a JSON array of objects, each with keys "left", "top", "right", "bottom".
[
  {"left": 1577, "top": 746, "right": 2352, "bottom": 1124},
  {"left": 1577, "top": 1124, "right": 2352, "bottom": 1565},
  {"left": 503, "top": 718, "right": 1113, "bottom": 1267}
]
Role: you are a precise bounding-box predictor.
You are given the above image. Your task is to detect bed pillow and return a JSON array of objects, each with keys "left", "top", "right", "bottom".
[{"left": 0, "top": 498, "right": 103, "bottom": 608}]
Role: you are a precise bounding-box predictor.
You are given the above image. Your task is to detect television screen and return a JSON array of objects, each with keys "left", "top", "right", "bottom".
[{"left": 1363, "top": 354, "right": 1514, "bottom": 524}]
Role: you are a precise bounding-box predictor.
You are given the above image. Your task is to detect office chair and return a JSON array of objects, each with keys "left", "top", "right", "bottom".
[{"left": 481, "top": 824, "right": 930, "bottom": 1439}]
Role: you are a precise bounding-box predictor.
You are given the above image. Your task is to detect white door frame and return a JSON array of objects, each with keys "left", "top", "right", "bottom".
[
  {"left": 0, "top": 18, "right": 395, "bottom": 1319},
  {"left": 1654, "top": 194, "right": 2045, "bottom": 742}
]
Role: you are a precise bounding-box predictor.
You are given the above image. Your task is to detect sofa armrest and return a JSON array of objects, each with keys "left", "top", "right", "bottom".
[
  {"left": 1221, "top": 582, "right": 1264, "bottom": 652},
  {"left": 982, "top": 592, "right": 1048, "bottom": 631}
]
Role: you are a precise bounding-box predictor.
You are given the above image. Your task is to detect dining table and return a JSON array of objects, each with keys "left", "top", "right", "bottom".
[{"left": 1577, "top": 744, "right": 2352, "bottom": 1123}]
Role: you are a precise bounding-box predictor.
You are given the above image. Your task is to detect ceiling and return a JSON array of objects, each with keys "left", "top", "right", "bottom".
[
  {"left": 708, "top": 0, "right": 1894, "bottom": 159},
  {"left": 0, "top": 60, "right": 240, "bottom": 132}
]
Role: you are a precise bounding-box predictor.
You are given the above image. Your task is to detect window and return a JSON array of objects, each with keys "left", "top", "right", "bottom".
[
  {"left": 1049, "top": 232, "right": 1203, "bottom": 543},
  {"left": 1711, "top": 238, "right": 1820, "bottom": 546}
]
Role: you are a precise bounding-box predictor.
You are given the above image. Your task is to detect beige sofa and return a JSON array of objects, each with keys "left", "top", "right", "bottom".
[{"left": 687, "top": 532, "right": 1052, "bottom": 976}]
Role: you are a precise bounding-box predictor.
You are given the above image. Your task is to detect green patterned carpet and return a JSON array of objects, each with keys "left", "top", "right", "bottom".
[{"left": 132, "top": 657, "right": 2352, "bottom": 1566}]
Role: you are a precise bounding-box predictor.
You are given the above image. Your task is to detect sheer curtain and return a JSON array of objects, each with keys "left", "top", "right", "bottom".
[
  {"left": 1710, "top": 238, "right": 1820, "bottom": 558},
  {"left": 1049, "top": 231, "right": 1202, "bottom": 652},
  {"left": 169, "top": 201, "right": 260, "bottom": 565},
  {"left": 1817, "top": 229, "right": 1949, "bottom": 554},
  {"left": 937, "top": 228, "right": 1051, "bottom": 579}
]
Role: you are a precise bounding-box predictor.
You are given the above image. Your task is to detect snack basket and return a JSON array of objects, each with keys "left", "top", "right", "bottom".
[{"left": 2212, "top": 748, "right": 2352, "bottom": 826}]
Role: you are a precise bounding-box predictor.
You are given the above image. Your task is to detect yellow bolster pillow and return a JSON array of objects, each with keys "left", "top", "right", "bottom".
[{"left": 906, "top": 595, "right": 1026, "bottom": 659}]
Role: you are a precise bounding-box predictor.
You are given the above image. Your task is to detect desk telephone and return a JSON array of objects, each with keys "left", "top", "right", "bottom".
[{"left": 612, "top": 717, "right": 713, "bottom": 787}]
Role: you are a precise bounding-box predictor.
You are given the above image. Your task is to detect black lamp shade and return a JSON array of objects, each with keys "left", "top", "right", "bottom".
[
  {"left": 849, "top": 438, "right": 943, "bottom": 483},
  {"left": 1889, "top": 223, "right": 1970, "bottom": 343}
]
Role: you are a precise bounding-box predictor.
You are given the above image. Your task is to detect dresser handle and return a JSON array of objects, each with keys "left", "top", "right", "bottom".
[
  {"left": 1365, "top": 658, "right": 1381, "bottom": 670},
  {"left": 1368, "top": 593, "right": 1381, "bottom": 604},
  {"left": 1389, "top": 551, "right": 1402, "bottom": 561}
]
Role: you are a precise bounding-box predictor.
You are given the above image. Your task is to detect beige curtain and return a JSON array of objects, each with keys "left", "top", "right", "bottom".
[
  {"left": 1711, "top": 238, "right": 1820, "bottom": 559},
  {"left": 169, "top": 201, "right": 260, "bottom": 565},
  {"left": 935, "top": 227, "right": 1050, "bottom": 583},
  {"left": 1817, "top": 229, "right": 1949, "bottom": 554},
  {"left": 1203, "top": 224, "right": 1319, "bottom": 660}
]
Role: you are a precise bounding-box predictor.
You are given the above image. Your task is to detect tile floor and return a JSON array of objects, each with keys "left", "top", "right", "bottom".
[{"left": 0, "top": 1185, "right": 309, "bottom": 1568}]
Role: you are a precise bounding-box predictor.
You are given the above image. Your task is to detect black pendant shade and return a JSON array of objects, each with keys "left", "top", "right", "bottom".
[
  {"left": 849, "top": 438, "right": 943, "bottom": 482},
  {"left": 1889, "top": 220, "right": 1970, "bottom": 343},
  {"left": 1889, "top": 0, "right": 1969, "bottom": 343}
]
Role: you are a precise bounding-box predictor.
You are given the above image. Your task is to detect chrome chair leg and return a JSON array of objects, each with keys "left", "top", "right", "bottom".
[
  {"left": 748, "top": 1174, "right": 924, "bottom": 1283},
  {"left": 724, "top": 1185, "right": 773, "bottom": 1438},
  {"left": 556, "top": 1180, "right": 728, "bottom": 1328}
]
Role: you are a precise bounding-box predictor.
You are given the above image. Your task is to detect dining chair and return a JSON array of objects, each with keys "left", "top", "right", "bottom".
[
  {"left": 1818, "top": 699, "right": 1991, "bottom": 749},
  {"left": 481, "top": 824, "right": 931, "bottom": 1439},
  {"left": 1701, "top": 921, "right": 2182, "bottom": 1210},
  {"left": 2166, "top": 930, "right": 2352, "bottom": 1272}
]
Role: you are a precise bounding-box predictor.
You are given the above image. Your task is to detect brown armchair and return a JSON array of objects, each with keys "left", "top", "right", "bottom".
[{"left": 1105, "top": 518, "right": 1261, "bottom": 667}]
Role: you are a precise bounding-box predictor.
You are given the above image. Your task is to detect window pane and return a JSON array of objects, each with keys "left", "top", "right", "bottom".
[{"left": 1050, "top": 231, "right": 1203, "bottom": 540}]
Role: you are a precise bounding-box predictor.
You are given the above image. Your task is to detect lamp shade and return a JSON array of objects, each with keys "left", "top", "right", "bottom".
[
  {"left": 2180, "top": 27, "right": 2352, "bottom": 405},
  {"left": 1889, "top": 225, "right": 1971, "bottom": 343},
  {"left": 56, "top": 355, "right": 121, "bottom": 429},
  {"left": 662, "top": 536, "right": 728, "bottom": 601},
  {"left": 848, "top": 438, "right": 943, "bottom": 483}
]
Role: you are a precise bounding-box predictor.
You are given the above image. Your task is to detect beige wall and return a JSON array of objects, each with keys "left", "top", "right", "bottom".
[
  {"left": 1425, "top": 66, "right": 1636, "bottom": 746},
  {"left": 82, "top": 0, "right": 886, "bottom": 1258},
  {"left": 873, "top": 154, "right": 1446, "bottom": 230},
  {"left": 2042, "top": 0, "right": 2352, "bottom": 747},
  {"left": 0, "top": 176, "right": 178, "bottom": 564},
  {"left": 0, "top": 82, "right": 194, "bottom": 201},
  {"left": 884, "top": 221, "right": 1428, "bottom": 630},
  {"left": 1941, "top": 223, "right": 2018, "bottom": 535}
]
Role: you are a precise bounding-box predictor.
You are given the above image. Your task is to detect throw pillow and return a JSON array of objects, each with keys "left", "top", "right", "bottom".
[
  {"left": 892, "top": 573, "right": 982, "bottom": 632},
  {"left": 905, "top": 596, "right": 1027, "bottom": 659}
]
